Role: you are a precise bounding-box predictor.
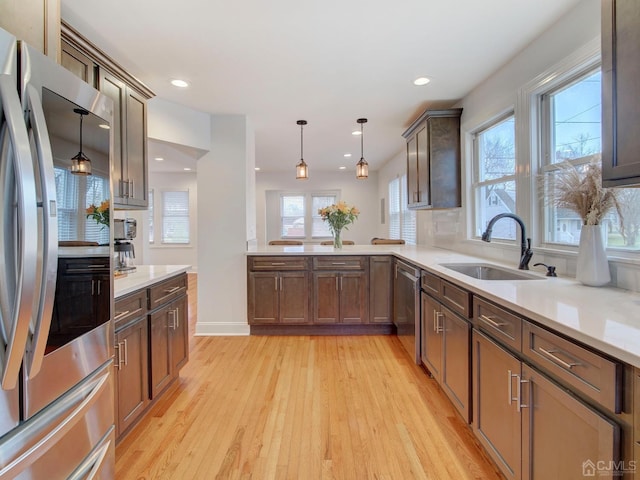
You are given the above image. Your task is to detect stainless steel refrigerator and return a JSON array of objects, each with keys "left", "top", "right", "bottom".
[{"left": 0, "top": 26, "right": 116, "bottom": 478}]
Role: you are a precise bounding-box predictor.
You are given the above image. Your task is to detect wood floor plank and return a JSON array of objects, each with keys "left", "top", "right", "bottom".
[{"left": 116, "top": 275, "right": 503, "bottom": 479}]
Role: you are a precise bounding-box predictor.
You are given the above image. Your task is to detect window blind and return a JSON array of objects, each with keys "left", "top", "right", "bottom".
[
  {"left": 388, "top": 177, "right": 401, "bottom": 239},
  {"left": 162, "top": 190, "right": 190, "bottom": 244},
  {"left": 400, "top": 174, "right": 416, "bottom": 245}
]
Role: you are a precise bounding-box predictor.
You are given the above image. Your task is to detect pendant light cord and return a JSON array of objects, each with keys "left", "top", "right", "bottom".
[
  {"left": 300, "top": 123, "right": 303, "bottom": 159},
  {"left": 360, "top": 122, "right": 364, "bottom": 159}
]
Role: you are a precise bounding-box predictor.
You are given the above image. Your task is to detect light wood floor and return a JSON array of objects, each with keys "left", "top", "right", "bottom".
[{"left": 115, "top": 274, "right": 502, "bottom": 479}]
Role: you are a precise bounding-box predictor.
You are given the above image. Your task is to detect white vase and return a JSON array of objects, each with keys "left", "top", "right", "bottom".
[{"left": 576, "top": 225, "right": 610, "bottom": 287}]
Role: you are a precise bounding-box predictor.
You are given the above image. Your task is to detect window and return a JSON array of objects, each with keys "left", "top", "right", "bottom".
[
  {"left": 279, "top": 192, "right": 337, "bottom": 239},
  {"left": 388, "top": 174, "right": 416, "bottom": 245},
  {"left": 162, "top": 190, "right": 190, "bottom": 244},
  {"left": 472, "top": 114, "right": 516, "bottom": 240},
  {"left": 55, "top": 167, "right": 109, "bottom": 245},
  {"left": 148, "top": 189, "right": 154, "bottom": 243}
]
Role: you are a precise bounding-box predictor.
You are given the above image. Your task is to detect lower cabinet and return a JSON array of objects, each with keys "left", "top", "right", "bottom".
[
  {"left": 421, "top": 292, "right": 471, "bottom": 422},
  {"left": 150, "top": 295, "right": 188, "bottom": 399},
  {"left": 248, "top": 271, "right": 310, "bottom": 324},
  {"left": 312, "top": 271, "right": 368, "bottom": 324},
  {"left": 114, "top": 317, "right": 149, "bottom": 437},
  {"left": 473, "top": 329, "right": 620, "bottom": 480},
  {"left": 369, "top": 256, "right": 393, "bottom": 323}
]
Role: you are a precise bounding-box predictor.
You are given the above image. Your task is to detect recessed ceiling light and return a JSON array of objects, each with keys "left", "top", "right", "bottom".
[
  {"left": 343, "top": 153, "right": 352, "bottom": 158},
  {"left": 154, "top": 157, "right": 164, "bottom": 161},
  {"left": 414, "top": 77, "right": 431, "bottom": 86},
  {"left": 255, "top": 167, "right": 261, "bottom": 171},
  {"left": 98, "top": 124, "right": 110, "bottom": 129},
  {"left": 352, "top": 130, "right": 362, "bottom": 136},
  {"left": 183, "top": 167, "right": 192, "bottom": 171},
  {"left": 339, "top": 166, "right": 346, "bottom": 170},
  {"left": 171, "top": 79, "right": 189, "bottom": 88}
]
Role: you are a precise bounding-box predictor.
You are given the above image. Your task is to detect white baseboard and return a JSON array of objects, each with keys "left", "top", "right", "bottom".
[{"left": 194, "top": 321, "right": 250, "bottom": 336}]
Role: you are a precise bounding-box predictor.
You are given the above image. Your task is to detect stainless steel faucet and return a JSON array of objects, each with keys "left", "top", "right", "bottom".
[{"left": 481, "top": 213, "right": 533, "bottom": 270}]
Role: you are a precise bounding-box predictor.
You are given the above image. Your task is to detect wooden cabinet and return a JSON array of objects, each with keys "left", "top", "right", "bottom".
[
  {"left": 312, "top": 256, "right": 368, "bottom": 324},
  {"left": 60, "top": 22, "right": 153, "bottom": 208},
  {"left": 149, "top": 278, "right": 189, "bottom": 399},
  {"left": 0, "top": 0, "right": 59, "bottom": 58},
  {"left": 114, "top": 316, "right": 149, "bottom": 438},
  {"left": 248, "top": 257, "right": 310, "bottom": 324},
  {"left": 420, "top": 270, "right": 472, "bottom": 422},
  {"left": 369, "top": 256, "right": 393, "bottom": 323},
  {"left": 402, "top": 108, "right": 462, "bottom": 209},
  {"left": 50, "top": 257, "right": 110, "bottom": 346},
  {"left": 472, "top": 296, "right": 623, "bottom": 480},
  {"left": 602, "top": 0, "right": 640, "bottom": 187},
  {"left": 61, "top": 40, "right": 96, "bottom": 87}
]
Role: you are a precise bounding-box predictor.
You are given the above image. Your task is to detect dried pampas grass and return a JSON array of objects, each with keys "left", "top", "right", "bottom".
[{"left": 542, "top": 159, "right": 623, "bottom": 227}]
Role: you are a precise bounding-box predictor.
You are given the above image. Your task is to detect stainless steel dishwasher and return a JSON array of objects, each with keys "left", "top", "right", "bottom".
[{"left": 393, "top": 259, "right": 421, "bottom": 364}]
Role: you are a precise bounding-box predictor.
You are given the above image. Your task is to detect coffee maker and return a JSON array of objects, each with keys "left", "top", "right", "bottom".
[{"left": 114, "top": 218, "right": 137, "bottom": 274}]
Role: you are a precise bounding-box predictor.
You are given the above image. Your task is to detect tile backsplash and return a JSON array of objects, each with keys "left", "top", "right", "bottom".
[{"left": 418, "top": 209, "right": 640, "bottom": 293}]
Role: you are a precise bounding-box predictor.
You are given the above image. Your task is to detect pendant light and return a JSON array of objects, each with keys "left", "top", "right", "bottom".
[
  {"left": 296, "top": 120, "right": 309, "bottom": 180},
  {"left": 355, "top": 118, "right": 368, "bottom": 179},
  {"left": 70, "top": 108, "right": 92, "bottom": 175}
]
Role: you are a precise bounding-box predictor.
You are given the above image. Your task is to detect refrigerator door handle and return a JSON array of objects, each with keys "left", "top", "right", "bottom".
[
  {"left": 0, "top": 74, "right": 38, "bottom": 389},
  {"left": 23, "top": 84, "right": 58, "bottom": 379},
  {"left": 67, "top": 427, "right": 114, "bottom": 480}
]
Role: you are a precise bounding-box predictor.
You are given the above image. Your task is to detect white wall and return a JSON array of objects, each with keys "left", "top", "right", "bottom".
[
  {"left": 256, "top": 171, "right": 380, "bottom": 245},
  {"left": 147, "top": 97, "right": 211, "bottom": 152},
  {"left": 196, "top": 115, "right": 253, "bottom": 336}
]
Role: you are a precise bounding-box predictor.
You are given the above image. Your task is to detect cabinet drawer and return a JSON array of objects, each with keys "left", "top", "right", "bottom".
[
  {"left": 60, "top": 257, "right": 110, "bottom": 274},
  {"left": 313, "top": 256, "right": 365, "bottom": 270},
  {"left": 421, "top": 270, "right": 441, "bottom": 297},
  {"left": 114, "top": 289, "right": 147, "bottom": 329},
  {"left": 440, "top": 280, "right": 471, "bottom": 318},
  {"left": 473, "top": 296, "right": 522, "bottom": 352},
  {"left": 523, "top": 321, "right": 621, "bottom": 413},
  {"left": 249, "top": 256, "right": 308, "bottom": 271},
  {"left": 149, "top": 274, "right": 187, "bottom": 311}
]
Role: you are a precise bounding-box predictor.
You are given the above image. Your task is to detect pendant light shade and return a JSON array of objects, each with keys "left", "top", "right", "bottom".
[
  {"left": 70, "top": 108, "right": 92, "bottom": 175},
  {"left": 296, "top": 120, "right": 309, "bottom": 180},
  {"left": 356, "top": 118, "right": 368, "bottom": 179}
]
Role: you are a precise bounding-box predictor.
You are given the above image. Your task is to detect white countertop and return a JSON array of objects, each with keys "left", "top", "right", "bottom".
[
  {"left": 59, "top": 246, "right": 109, "bottom": 257},
  {"left": 114, "top": 265, "right": 190, "bottom": 298},
  {"left": 248, "top": 244, "right": 640, "bottom": 368}
]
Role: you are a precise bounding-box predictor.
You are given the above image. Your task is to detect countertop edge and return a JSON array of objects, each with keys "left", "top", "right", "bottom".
[{"left": 114, "top": 265, "right": 191, "bottom": 298}]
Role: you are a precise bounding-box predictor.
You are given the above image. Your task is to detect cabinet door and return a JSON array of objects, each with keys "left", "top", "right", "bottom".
[
  {"left": 170, "top": 296, "right": 189, "bottom": 373},
  {"left": 428, "top": 116, "right": 461, "bottom": 208},
  {"left": 406, "top": 134, "right": 419, "bottom": 206},
  {"left": 473, "top": 329, "right": 522, "bottom": 480},
  {"left": 60, "top": 41, "right": 96, "bottom": 87},
  {"left": 369, "top": 256, "right": 393, "bottom": 323},
  {"left": 339, "top": 272, "right": 368, "bottom": 324},
  {"left": 522, "top": 364, "right": 620, "bottom": 480},
  {"left": 52, "top": 275, "right": 104, "bottom": 338},
  {"left": 115, "top": 318, "right": 149, "bottom": 437},
  {"left": 420, "top": 293, "right": 442, "bottom": 381},
  {"left": 441, "top": 307, "right": 470, "bottom": 423},
  {"left": 280, "top": 271, "right": 309, "bottom": 324},
  {"left": 313, "top": 273, "right": 340, "bottom": 324},
  {"left": 149, "top": 304, "right": 173, "bottom": 399},
  {"left": 416, "top": 125, "right": 429, "bottom": 205},
  {"left": 98, "top": 70, "right": 126, "bottom": 203},
  {"left": 602, "top": 0, "right": 640, "bottom": 187},
  {"left": 125, "top": 89, "right": 148, "bottom": 207},
  {"left": 248, "top": 272, "right": 279, "bottom": 324}
]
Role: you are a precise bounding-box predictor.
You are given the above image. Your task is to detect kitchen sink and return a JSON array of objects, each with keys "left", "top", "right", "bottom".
[{"left": 439, "top": 263, "right": 544, "bottom": 281}]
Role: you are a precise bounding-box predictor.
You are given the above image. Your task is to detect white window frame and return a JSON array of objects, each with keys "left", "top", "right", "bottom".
[
  {"left": 471, "top": 112, "right": 517, "bottom": 241},
  {"left": 388, "top": 174, "right": 416, "bottom": 245},
  {"left": 278, "top": 191, "right": 339, "bottom": 241},
  {"left": 161, "top": 189, "right": 190, "bottom": 245}
]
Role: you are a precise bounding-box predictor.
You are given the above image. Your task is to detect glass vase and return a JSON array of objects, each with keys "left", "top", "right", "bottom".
[{"left": 333, "top": 228, "right": 342, "bottom": 249}]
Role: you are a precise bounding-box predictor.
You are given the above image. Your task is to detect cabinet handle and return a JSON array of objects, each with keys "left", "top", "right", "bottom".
[
  {"left": 114, "top": 342, "right": 124, "bottom": 370},
  {"left": 91, "top": 280, "right": 95, "bottom": 296},
  {"left": 538, "top": 347, "right": 580, "bottom": 370},
  {"left": 97, "top": 281, "right": 101, "bottom": 296},
  {"left": 434, "top": 311, "right": 444, "bottom": 333},
  {"left": 507, "top": 371, "right": 528, "bottom": 412},
  {"left": 118, "top": 179, "right": 124, "bottom": 197},
  {"left": 331, "top": 262, "right": 347, "bottom": 265},
  {"left": 123, "top": 339, "right": 128, "bottom": 366},
  {"left": 114, "top": 310, "right": 130, "bottom": 322},
  {"left": 340, "top": 276, "right": 343, "bottom": 291},
  {"left": 480, "top": 314, "right": 507, "bottom": 329},
  {"left": 175, "top": 308, "right": 180, "bottom": 328},
  {"left": 508, "top": 370, "right": 516, "bottom": 406},
  {"left": 279, "top": 277, "right": 283, "bottom": 291},
  {"left": 129, "top": 179, "right": 134, "bottom": 199},
  {"left": 168, "top": 310, "right": 176, "bottom": 330},
  {"left": 336, "top": 277, "right": 339, "bottom": 291},
  {"left": 164, "top": 286, "right": 181, "bottom": 294},
  {"left": 270, "top": 262, "right": 286, "bottom": 266},
  {"left": 275, "top": 277, "right": 278, "bottom": 291}
]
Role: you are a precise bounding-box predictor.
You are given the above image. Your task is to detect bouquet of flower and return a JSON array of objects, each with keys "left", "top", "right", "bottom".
[
  {"left": 86, "top": 200, "right": 110, "bottom": 229},
  {"left": 543, "top": 159, "right": 622, "bottom": 227},
  {"left": 318, "top": 201, "right": 359, "bottom": 243}
]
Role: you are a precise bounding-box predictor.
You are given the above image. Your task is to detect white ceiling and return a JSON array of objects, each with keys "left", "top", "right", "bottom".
[{"left": 61, "top": 0, "right": 581, "bottom": 175}]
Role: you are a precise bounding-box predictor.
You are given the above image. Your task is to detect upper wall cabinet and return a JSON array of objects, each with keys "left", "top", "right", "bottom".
[
  {"left": 602, "top": 0, "right": 640, "bottom": 187},
  {"left": 60, "top": 21, "right": 154, "bottom": 209},
  {"left": 402, "top": 108, "right": 462, "bottom": 209}
]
